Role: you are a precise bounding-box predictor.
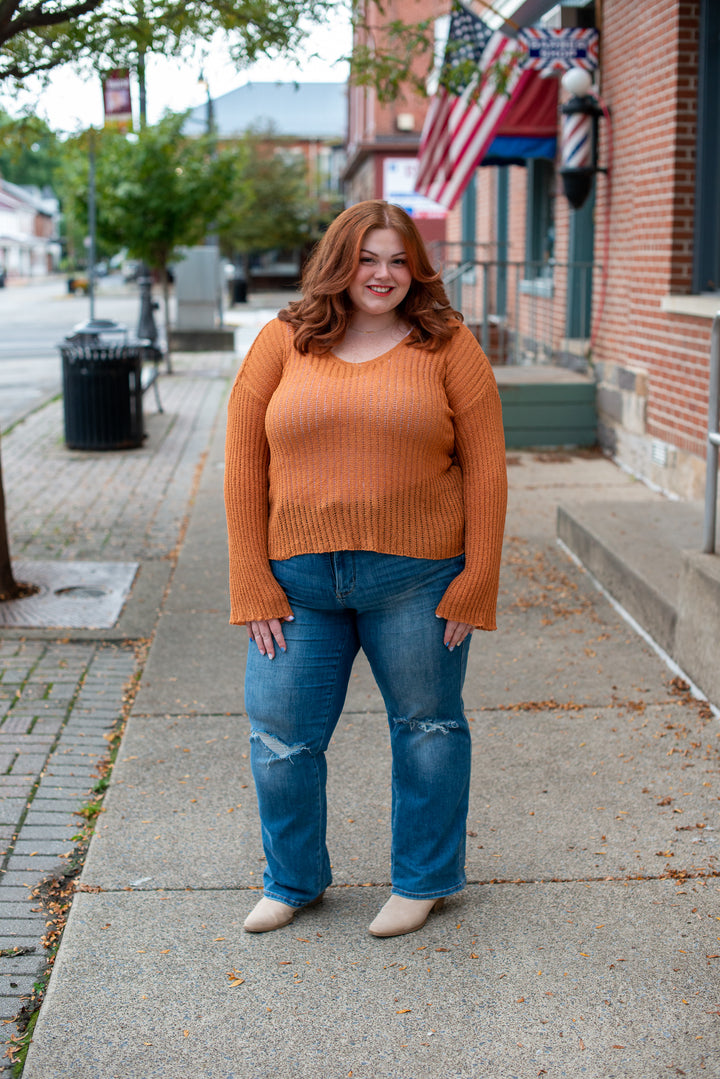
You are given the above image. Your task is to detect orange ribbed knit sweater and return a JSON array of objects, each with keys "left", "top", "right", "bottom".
[{"left": 224, "top": 318, "right": 507, "bottom": 629}]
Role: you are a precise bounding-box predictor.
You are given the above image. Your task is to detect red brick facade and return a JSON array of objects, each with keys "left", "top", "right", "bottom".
[
  {"left": 345, "top": 0, "right": 447, "bottom": 247},
  {"left": 347, "top": 0, "right": 717, "bottom": 497},
  {"left": 588, "top": 0, "right": 712, "bottom": 496}
]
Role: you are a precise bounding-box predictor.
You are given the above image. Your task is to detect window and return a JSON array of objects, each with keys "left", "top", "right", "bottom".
[
  {"left": 460, "top": 173, "right": 477, "bottom": 267},
  {"left": 496, "top": 166, "right": 508, "bottom": 315},
  {"left": 522, "top": 158, "right": 555, "bottom": 295},
  {"left": 566, "top": 187, "right": 594, "bottom": 338},
  {"left": 693, "top": 0, "right": 720, "bottom": 293}
]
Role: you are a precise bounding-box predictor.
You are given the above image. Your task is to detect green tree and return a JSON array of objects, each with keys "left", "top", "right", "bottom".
[
  {"left": 0, "top": 1, "right": 334, "bottom": 105},
  {"left": 56, "top": 113, "right": 234, "bottom": 340},
  {"left": 0, "top": 0, "right": 338, "bottom": 601},
  {"left": 349, "top": 6, "right": 436, "bottom": 104},
  {"left": 0, "top": 108, "right": 63, "bottom": 187},
  {"left": 217, "top": 128, "right": 318, "bottom": 284}
]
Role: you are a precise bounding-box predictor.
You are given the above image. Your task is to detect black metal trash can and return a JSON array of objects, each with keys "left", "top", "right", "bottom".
[
  {"left": 228, "top": 274, "right": 247, "bottom": 305},
  {"left": 60, "top": 342, "right": 144, "bottom": 450}
]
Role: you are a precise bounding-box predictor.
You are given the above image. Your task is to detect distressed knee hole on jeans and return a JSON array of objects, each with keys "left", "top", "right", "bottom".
[
  {"left": 391, "top": 715, "right": 460, "bottom": 734},
  {"left": 251, "top": 729, "right": 309, "bottom": 761}
]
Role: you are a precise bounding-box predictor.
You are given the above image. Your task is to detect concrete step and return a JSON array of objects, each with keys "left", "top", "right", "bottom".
[
  {"left": 557, "top": 498, "right": 720, "bottom": 705},
  {"left": 495, "top": 364, "right": 596, "bottom": 449}
]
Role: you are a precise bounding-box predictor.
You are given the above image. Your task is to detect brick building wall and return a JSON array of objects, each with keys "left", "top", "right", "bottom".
[
  {"left": 442, "top": 0, "right": 713, "bottom": 498},
  {"left": 590, "top": 0, "right": 712, "bottom": 498},
  {"left": 345, "top": 0, "right": 448, "bottom": 246},
  {"left": 346, "top": 0, "right": 715, "bottom": 497}
]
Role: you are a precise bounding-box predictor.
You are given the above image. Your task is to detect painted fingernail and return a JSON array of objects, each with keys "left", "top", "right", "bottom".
[{"left": 286, "top": 615, "right": 295, "bottom": 622}]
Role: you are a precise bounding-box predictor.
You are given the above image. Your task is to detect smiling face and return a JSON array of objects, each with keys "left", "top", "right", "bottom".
[{"left": 346, "top": 228, "right": 413, "bottom": 323}]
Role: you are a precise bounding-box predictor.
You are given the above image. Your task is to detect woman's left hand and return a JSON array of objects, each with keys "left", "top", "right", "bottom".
[{"left": 444, "top": 620, "right": 474, "bottom": 651}]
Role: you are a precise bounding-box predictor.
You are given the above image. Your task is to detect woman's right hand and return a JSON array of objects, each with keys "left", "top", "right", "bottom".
[{"left": 247, "top": 616, "right": 293, "bottom": 659}]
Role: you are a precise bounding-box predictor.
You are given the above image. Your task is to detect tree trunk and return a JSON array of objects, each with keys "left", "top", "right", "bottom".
[{"left": 0, "top": 438, "right": 19, "bottom": 600}]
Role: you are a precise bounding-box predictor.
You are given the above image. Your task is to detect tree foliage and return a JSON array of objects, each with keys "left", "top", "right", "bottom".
[
  {"left": 0, "top": 0, "right": 334, "bottom": 84},
  {"left": 0, "top": 1, "right": 441, "bottom": 105},
  {"left": 55, "top": 112, "right": 234, "bottom": 342},
  {"left": 216, "top": 127, "right": 316, "bottom": 263},
  {"left": 0, "top": 107, "right": 63, "bottom": 186},
  {"left": 348, "top": 6, "right": 436, "bottom": 104},
  {"left": 92, "top": 115, "right": 233, "bottom": 270}
]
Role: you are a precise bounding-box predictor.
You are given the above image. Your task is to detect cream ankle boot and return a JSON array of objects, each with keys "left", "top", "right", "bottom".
[
  {"left": 243, "top": 892, "right": 324, "bottom": 933},
  {"left": 368, "top": 895, "right": 445, "bottom": 938}
]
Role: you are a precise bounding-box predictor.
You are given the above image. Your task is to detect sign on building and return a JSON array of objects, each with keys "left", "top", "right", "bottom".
[
  {"left": 518, "top": 28, "right": 599, "bottom": 75},
  {"left": 383, "top": 158, "right": 447, "bottom": 219}
]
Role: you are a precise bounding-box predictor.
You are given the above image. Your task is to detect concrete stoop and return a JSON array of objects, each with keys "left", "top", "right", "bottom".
[{"left": 557, "top": 499, "right": 720, "bottom": 706}]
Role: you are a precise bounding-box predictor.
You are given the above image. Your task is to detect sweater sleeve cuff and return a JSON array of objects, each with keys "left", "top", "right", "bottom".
[
  {"left": 229, "top": 566, "right": 293, "bottom": 625},
  {"left": 435, "top": 568, "right": 498, "bottom": 631}
]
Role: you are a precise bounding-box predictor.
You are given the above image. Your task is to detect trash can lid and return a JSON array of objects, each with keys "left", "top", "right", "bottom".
[{"left": 72, "top": 318, "right": 127, "bottom": 334}]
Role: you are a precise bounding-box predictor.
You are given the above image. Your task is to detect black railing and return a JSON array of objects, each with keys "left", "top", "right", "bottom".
[{"left": 432, "top": 247, "right": 600, "bottom": 370}]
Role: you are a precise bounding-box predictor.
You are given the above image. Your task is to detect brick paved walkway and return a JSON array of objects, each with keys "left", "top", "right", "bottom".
[
  {"left": 0, "top": 350, "right": 235, "bottom": 1073},
  {"left": 2, "top": 360, "right": 228, "bottom": 564}
]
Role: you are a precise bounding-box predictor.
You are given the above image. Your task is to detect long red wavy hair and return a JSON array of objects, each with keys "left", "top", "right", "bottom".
[{"left": 278, "top": 200, "right": 462, "bottom": 353}]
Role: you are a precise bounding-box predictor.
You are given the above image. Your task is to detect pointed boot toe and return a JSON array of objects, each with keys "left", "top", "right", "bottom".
[
  {"left": 243, "top": 891, "right": 325, "bottom": 934},
  {"left": 243, "top": 897, "right": 297, "bottom": 933},
  {"left": 368, "top": 895, "right": 445, "bottom": 938}
]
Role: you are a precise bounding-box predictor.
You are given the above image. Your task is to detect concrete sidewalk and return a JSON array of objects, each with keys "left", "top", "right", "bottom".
[
  {"left": 0, "top": 300, "right": 278, "bottom": 1074},
  {"left": 3, "top": 324, "right": 719, "bottom": 1076}
]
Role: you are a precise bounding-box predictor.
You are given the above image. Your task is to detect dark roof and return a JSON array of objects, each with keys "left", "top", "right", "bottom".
[{"left": 184, "top": 81, "right": 346, "bottom": 141}]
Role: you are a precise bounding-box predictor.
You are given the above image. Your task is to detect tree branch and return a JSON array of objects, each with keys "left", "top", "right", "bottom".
[
  {"left": 0, "top": 0, "right": 21, "bottom": 36},
  {"left": 1, "top": 0, "right": 105, "bottom": 42}
]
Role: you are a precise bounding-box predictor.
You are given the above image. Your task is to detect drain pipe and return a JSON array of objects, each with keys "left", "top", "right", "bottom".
[{"left": 702, "top": 312, "right": 720, "bottom": 554}]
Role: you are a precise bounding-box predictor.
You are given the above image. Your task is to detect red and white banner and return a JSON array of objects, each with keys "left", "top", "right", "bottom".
[{"left": 103, "top": 69, "right": 133, "bottom": 131}]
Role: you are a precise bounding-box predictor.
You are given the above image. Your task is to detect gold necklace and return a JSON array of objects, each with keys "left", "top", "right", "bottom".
[{"left": 346, "top": 320, "right": 399, "bottom": 335}]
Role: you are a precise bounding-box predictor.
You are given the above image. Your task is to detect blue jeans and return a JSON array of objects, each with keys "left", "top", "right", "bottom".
[{"left": 244, "top": 551, "right": 472, "bottom": 907}]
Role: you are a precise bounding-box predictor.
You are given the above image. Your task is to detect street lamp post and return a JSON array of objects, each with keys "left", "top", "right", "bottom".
[{"left": 198, "top": 70, "right": 224, "bottom": 327}]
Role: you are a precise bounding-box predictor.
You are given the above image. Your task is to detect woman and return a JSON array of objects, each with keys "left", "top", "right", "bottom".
[{"left": 224, "top": 200, "right": 507, "bottom": 938}]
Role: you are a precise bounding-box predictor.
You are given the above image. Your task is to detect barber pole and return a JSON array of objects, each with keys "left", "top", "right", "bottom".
[
  {"left": 562, "top": 110, "right": 593, "bottom": 170},
  {"left": 559, "top": 68, "right": 604, "bottom": 209}
]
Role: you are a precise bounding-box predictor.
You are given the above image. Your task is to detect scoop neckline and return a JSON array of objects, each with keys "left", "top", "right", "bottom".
[{"left": 325, "top": 333, "right": 411, "bottom": 368}]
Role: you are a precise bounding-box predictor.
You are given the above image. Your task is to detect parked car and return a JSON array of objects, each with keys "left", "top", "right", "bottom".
[
  {"left": 122, "top": 260, "right": 141, "bottom": 282},
  {"left": 67, "top": 275, "right": 90, "bottom": 295}
]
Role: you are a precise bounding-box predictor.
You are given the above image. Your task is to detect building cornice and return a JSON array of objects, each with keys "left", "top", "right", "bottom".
[{"left": 342, "top": 139, "right": 421, "bottom": 182}]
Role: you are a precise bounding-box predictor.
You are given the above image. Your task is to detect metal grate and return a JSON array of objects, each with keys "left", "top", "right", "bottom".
[{"left": 0, "top": 561, "right": 138, "bottom": 628}]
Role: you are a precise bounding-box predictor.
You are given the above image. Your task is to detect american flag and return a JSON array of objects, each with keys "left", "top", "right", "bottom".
[{"left": 415, "top": 1, "right": 531, "bottom": 210}]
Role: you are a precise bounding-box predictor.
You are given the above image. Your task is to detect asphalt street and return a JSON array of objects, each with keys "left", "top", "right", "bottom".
[{"left": 0, "top": 274, "right": 165, "bottom": 431}]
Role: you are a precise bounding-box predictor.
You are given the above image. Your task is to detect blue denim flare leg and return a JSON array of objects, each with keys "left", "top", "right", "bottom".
[{"left": 244, "top": 551, "right": 472, "bottom": 907}]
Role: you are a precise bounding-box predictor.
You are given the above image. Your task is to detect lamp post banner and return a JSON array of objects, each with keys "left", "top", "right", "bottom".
[
  {"left": 103, "top": 69, "right": 133, "bottom": 131},
  {"left": 518, "top": 28, "right": 599, "bottom": 75}
]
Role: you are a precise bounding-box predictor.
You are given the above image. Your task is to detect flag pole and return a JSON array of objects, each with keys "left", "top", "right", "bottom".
[{"left": 472, "top": 1, "right": 521, "bottom": 31}]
